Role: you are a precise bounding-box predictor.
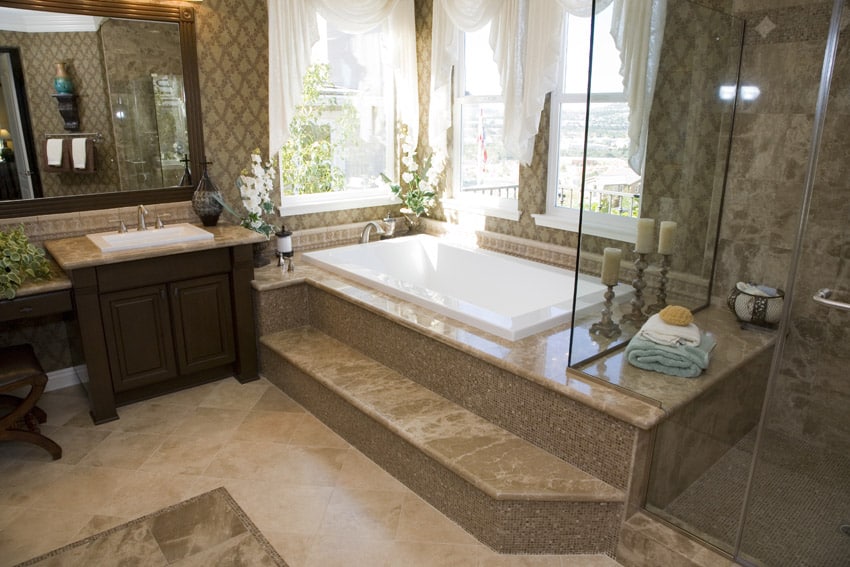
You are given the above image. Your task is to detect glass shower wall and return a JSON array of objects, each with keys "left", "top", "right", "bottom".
[
  {"left": 641, "top": 1, "right": 849, "bottom": 565},
  {"left": 736, "top": 1, "right": 850, "bottom": 565}
]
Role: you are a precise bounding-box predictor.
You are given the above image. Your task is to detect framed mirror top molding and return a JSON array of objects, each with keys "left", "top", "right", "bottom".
[{"left": 0, "top": 0, "right": 204, "bottom": 219}]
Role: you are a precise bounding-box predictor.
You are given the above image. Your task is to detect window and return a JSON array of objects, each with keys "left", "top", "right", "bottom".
[
  {"left": 278, "top": 16, "right": 396, "bottom": 215},
  {"left": 535, "top": 5, "right": 641, "bottom": 240},
  {"left": 446, "top": 23, "right": 520, "bottom": 221}
]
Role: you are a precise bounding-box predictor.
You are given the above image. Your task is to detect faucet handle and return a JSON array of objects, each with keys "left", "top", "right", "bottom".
[
  {"left": 109, "top": 218, "right": 128, "bottom": 233},
  {"left": 155, "top": 213, "right": 171, "bottom": 229}
]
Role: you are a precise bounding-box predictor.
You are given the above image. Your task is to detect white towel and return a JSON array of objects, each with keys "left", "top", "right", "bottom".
[
  {"left": 47, "top": 138, "right": 64, "bottom": 166},
  {"left": 637, "top": 313, "right": 702, "bottom": 347},
  {"left": 72, "top": 137, "right": 87, "bottom": 169}
]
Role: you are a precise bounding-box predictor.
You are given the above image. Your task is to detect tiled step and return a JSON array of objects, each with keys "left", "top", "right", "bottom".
[{"left": 260, "top": 326, "right": 626, "bottom": 555}]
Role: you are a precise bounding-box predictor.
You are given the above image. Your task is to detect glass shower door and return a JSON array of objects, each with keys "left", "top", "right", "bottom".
[{"left": 735, "top": 1, "right": 850, "bottom": 565}]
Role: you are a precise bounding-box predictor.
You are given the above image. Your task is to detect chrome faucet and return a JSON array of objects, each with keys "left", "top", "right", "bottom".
[
  {"left": 137, "top": 205, "right": 148, "bottom": 231},
  {"left": 360, "top": 220, "right": 385, "bottom": 243}
]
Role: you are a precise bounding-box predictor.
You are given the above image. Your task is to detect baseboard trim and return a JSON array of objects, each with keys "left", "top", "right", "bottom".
[{"left": 45, "top": 365, "right": 86, "bottom": 392}]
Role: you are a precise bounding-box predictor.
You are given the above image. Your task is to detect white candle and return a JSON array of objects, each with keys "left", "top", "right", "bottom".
[
  {"left": 658, "top": 221, "right": 677, "bottom": 255},
  {"left": 601, "top": 247, "right": 622, "bottom": 286},
  {"left": 635, "top": 218, "right": 655, "bottom": 254}
]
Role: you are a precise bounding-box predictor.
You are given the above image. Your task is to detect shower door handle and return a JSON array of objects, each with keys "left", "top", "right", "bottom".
[{"left": 812, "top": 288, "right": 850, "bottom": 311}]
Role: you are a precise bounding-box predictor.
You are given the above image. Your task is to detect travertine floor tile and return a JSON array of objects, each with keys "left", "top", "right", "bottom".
[{"left": 0, "top": 380, "right": 624, "bottom": 567}]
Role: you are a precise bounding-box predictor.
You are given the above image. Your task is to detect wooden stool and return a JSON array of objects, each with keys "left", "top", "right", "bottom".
[{"left": 0, "top": 344, "right": 62, "bottom": 460}]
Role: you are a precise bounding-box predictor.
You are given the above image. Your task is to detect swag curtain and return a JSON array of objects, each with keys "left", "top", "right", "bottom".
[
  {"left": 267, "top": 0, "right": 418, "bottom": 158},
  {"left": 429, "top": 0, "right": 665, "bottom": 172}
]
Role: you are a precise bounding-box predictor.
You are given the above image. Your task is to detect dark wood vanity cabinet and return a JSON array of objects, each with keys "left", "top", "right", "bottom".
[
  {"left": 100, "top": 273, "right": 236, "bottom": 393},
  {"left": 71, "top": 244, "right": 257, "bottom": 423}
]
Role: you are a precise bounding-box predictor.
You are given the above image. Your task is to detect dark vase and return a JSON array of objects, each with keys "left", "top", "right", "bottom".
[{"left": 192, "top": 162, "right": 223, "bottom": 227}]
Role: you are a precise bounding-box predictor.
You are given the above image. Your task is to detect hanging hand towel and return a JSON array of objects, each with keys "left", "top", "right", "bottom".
[
  {"left": 46, "top": 138, "right": 64, "bottom": 166},
  {"left": 72, "top": 137, "right": 87, "bottom": 169},
  {"left": 637, "top": 313, "right": 702, "bottom": 346},
  {"left": 625, "top": 332, "right": 717, "bottom": 378}
]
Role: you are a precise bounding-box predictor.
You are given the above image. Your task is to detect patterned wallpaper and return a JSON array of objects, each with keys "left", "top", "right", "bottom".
[{"left": 0, "top": 29, "right": 120, "bottom": 197}]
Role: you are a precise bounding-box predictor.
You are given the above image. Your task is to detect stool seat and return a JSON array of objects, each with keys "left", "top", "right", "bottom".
[{"left": 0, "top": 344, "right": 62, "bottom": 460}]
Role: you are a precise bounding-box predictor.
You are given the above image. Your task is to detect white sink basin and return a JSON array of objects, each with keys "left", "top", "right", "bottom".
[{"left": 87, "top": 223, "right": 214, "bottom": 253}]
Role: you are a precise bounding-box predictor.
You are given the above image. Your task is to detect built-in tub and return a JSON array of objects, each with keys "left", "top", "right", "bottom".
[{"left": 302, "top": 234, "right": 608, "bottom": 341}]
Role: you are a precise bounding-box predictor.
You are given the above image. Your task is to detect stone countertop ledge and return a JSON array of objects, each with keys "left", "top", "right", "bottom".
[
  {"left": 252, "top": 253, "right": 776, "bottom": 431},
  {"left": 44, "top": 224, "right": 265, "bottom": 271},
  {"left": 11, "top": 258, "right": 72, "bottom": 298}
]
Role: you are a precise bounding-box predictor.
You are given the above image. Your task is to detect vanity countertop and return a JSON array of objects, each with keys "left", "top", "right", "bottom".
[
  {"left": 44, "top": 224, "right": 265, "bottom": 271},
  {"left": 13, "top": 259, "right": 72, "bottom": 298}
]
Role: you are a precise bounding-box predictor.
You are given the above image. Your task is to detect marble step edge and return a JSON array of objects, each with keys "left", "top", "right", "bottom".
[
  {"left": 616, "top": 512, "right": 735, "bottom": 567},
  {"left": 261, "top": 326, "right": 625, "bottom": 504}
]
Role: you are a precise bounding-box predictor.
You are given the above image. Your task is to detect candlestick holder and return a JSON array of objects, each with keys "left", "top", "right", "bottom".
[
  {"left": 590, "top": 284, "right": 621, "bottom": 339},
  {"left": 647, "top": 254, "right": 672, "bottom": 314},
  {"left": 621, "top": 251, "right": 649, "bottom": 326}
]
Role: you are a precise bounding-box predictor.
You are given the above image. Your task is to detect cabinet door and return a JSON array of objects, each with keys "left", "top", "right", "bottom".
[
  {"left": 170, "top": 274, "right": 235, "bottom": 374},
  {"left": 101, "top": 284, "right": 177, "bottom": 392}
]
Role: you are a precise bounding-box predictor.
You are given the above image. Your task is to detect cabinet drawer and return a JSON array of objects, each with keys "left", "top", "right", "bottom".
[
  {"left": 97, "top": 248, "right": 231, "bottom": 292},
  {"left": 0, "top": 290, "right": 73, "bottom": 322}
]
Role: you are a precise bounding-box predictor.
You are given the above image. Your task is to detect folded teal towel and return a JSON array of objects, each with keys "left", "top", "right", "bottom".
[{"left": 625, "top": 332, "right": 717, "bottom": 378}]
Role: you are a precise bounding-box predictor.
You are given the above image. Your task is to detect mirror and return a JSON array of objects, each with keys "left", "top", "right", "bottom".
[
  {"left": 0, "top": 0, "right": 204, "bottom": 218},
  {"left": 568, "top": 1, "right": 745, "bottom": 373}
]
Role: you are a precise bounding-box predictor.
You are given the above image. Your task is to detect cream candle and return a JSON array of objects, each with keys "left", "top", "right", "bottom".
[
  {"left": 658, "top": 221, "right": 677, "bottom": 255},
  {"left": 601, "top": 247, "right": 622, "bottom": 286},
  {"left": 635, "top": 218, "right": 655, "bottom": 254}
]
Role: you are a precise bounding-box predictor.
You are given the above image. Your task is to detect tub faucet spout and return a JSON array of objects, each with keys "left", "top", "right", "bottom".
[{"left": 360, "top": 221, "right": 385, "bottom": 243}]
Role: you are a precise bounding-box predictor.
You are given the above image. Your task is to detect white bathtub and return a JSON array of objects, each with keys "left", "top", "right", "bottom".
[{"left": 302, "top": 234, "right": 610, "bottom": 341}]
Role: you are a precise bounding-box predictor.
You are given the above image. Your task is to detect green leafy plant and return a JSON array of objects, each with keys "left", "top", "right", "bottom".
[
  {"left": 0, "top": 226, "right": 52, "bottom": 300},
  {"left": 278, "top": 63, "right": 357, "bottom": 195}
]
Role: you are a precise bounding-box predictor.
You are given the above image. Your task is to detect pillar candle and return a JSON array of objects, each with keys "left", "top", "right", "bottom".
[
  {"left": 658, "top": 221, "right": 677, "bottom": 255},
  {"left": 635, "top": 218, "right": 655, "bottom": 254},
  {"left": 601, "top": 247, "right": 622, "bottom": 286}
]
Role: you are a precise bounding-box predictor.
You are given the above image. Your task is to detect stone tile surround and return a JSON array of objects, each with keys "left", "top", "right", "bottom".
[{"left": 260, "top": 327, "right": 626, "bottom": 555}]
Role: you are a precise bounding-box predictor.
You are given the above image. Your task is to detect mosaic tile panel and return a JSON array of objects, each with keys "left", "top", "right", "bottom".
[
  {"left": 261, "top": 345, "right": 623, "bottom": 555},
  {"left": 307, "top": 285, "right": 638, "bottom": 490}
]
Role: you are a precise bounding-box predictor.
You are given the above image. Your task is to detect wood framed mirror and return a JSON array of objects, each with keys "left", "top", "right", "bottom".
[{"left": 0, "top": 0, "right": 204, "bottom": 218}]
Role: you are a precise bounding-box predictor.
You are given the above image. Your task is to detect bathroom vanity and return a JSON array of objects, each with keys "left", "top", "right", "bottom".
[{"left": 45, "top": 225, "right": 264, "bottom": 424}]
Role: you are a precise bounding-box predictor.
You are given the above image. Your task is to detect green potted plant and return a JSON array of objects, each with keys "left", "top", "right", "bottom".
[{"left": 0, "top": 226, "right": 52, "bottom": 299}]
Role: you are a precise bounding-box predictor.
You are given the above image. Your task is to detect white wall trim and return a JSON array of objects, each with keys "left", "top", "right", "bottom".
[{"left": 45, "top": 365, "right": 85, "bottom": 392}]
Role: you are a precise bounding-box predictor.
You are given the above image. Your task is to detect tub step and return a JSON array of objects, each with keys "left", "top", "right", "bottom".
[{"left": 260, "top": 326, "right": 625, "bottom": 555}]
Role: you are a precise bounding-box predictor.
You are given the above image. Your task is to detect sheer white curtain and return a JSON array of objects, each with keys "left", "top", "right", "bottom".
[
  {"left": 267, "top": 0, "right": 417, "bottom": 158},
  {"left": 430, "top": 0, "right": 664, "bottom": 170},
  {"left": 610, "top": 0, "right": 667, "bottom": 173}
]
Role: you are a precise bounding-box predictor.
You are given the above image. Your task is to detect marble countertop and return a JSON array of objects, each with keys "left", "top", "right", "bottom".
[
  {"left": 44, "top": 224, "right": 265, "bottom": 271},
  {"left": 12, "top": 259, "right": 72, "bottom": 298},
  {"left": 252, "top": 253, "right": 776, "bottom": 429}
]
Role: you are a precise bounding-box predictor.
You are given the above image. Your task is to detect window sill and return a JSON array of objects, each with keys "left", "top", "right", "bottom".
[
  {"left": 281, "top": 193, "right": 399, "bottom": 216},
  {"left": 533, "top": 211, "right": 638, "bottom": 243},
  {"left": 442, "top": 197, "right": 521, "bottom": 222}
]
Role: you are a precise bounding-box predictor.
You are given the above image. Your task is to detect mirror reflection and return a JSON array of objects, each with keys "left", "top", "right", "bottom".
[
  {"left": 0, "top": 6, "right": 189, "bottom": 202},
  {"left": 568, "top": 1, "right": 744, "bottom": 372}
]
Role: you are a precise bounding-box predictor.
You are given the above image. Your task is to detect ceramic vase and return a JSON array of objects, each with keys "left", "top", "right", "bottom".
[{"left": 53, "top": 62, "right": 74, "bottom": 94}]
